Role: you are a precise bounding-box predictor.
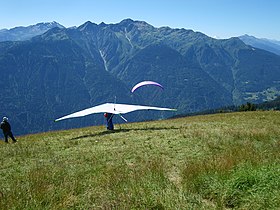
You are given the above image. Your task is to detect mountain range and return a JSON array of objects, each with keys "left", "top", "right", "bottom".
[
  {"left": 1, "top": 19, "right": 280, "bottom": 135},
  {"left": 0, "top": 21, "right": 64, "bottom": 42},
  {"left": 239, "top": 34, "right": 280, "bottom": 56}
]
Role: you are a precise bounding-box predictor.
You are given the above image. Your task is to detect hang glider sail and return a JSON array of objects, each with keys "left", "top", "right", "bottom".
[
  {"left": 55, "top": 103, "right": 176, "bottom": 122},
  {"left": 131, "top": 81, "right": 164, "bottom": 93}
]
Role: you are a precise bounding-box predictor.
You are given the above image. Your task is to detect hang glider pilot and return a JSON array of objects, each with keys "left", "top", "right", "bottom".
[{"left": 104, "top": 112, "right": 114, "bottom": 130}]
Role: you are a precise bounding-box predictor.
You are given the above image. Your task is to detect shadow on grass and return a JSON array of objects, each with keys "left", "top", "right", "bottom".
[{"left": 70, "top": 126, "right": 179, "bottom": 140}]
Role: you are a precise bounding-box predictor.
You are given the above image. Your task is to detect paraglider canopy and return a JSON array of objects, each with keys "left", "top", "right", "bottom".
[{"left": 131, "top": 81, "right": 163, "bottom": 93}]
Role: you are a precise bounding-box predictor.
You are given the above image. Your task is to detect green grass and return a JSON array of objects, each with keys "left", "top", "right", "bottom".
[{"left": 0, "top": 111, "right": 279, "bottom": 209}]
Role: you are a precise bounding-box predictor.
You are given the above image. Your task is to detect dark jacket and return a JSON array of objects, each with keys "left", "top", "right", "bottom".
[
  {"left": 105, "top": 113, "right": 114, "bottom": 130},
  {"left": 0, "top": 121, "right": 11, "bottom": 133}
]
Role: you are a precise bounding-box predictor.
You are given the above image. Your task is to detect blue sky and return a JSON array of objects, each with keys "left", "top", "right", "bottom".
[{"left": 1, "top": 0, "right": 279, "bottom": 40}]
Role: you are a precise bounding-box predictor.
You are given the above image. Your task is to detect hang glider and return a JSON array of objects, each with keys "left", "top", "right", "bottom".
[
  {"left": 55, "top": 103, "right": 177, "bottom": 122},
  {"left": 131, "top": 81, "right": 164, "bottom": 93}
]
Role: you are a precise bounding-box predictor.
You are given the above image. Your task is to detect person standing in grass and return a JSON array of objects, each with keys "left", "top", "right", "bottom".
[
  {"left": 104, "top": 112, "right": 114, "bottom": 130},
  {"left": 0, "top": 117, "right": 17, "bottom": 143}
]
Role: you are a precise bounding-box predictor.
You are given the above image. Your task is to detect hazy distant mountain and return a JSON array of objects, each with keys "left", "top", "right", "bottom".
[
  {"left": 239, "top": 34, "right": 280, "bottom": 55},
  {"left": 1, "top": 19, "right": 280, "bottom": 135},
  {"left": 0, "top": 21, "right": 65, "bottom": 41}
]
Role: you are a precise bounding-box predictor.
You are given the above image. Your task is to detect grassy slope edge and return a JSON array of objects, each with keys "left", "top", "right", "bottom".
[{"left": 0, "top": 111, "right": 279, "bottom": 209}]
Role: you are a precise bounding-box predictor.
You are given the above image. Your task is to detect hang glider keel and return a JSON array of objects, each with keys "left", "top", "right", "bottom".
[{"left": 55, "top": 103, "right": 176, "bottom": 122}]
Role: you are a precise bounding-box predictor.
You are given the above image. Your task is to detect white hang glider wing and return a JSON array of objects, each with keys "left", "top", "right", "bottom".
[{"left": 55, "top": 103, "right": 177, "bottom": 122}]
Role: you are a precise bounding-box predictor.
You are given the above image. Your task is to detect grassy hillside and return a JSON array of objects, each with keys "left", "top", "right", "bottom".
[{"left": 0, "top": 111, "right": 279, "bottom": 209}]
